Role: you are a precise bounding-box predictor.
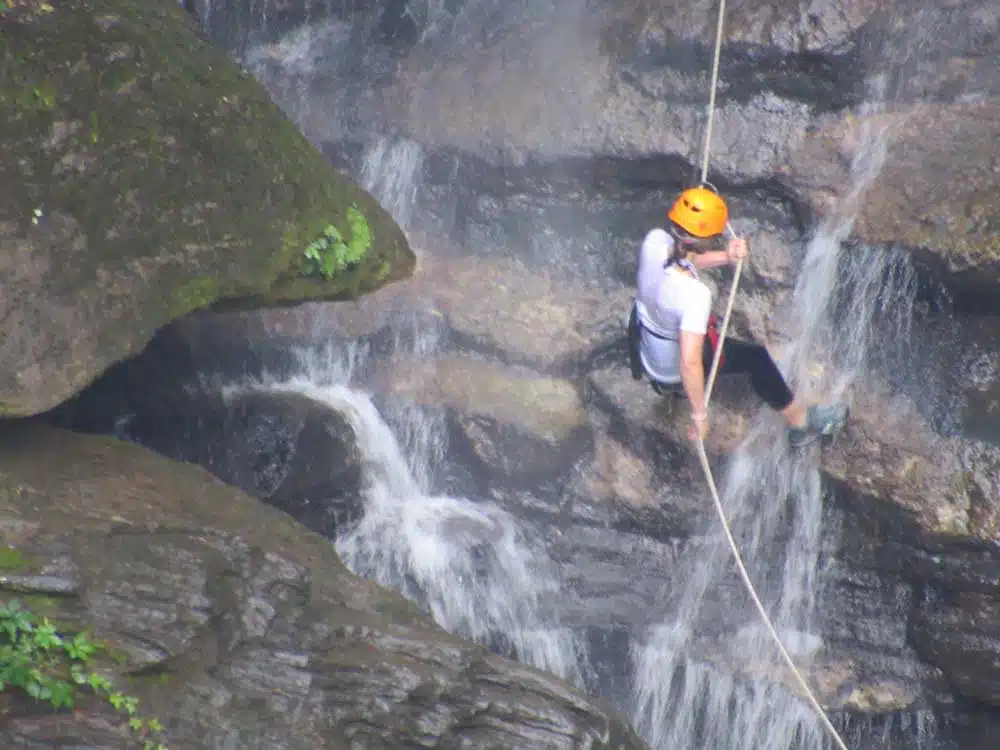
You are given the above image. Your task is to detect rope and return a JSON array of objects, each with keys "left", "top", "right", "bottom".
[
  {"left": 690, "top": 2, "right": 851, "bottom": 749},
  {"left": 698, "top": 0, "right": 728, "bottom": 185}
]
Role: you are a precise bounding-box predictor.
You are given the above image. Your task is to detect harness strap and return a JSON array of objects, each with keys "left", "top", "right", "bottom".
[{"left": 629, "top": 302, "right": 726, "bottom": 376}]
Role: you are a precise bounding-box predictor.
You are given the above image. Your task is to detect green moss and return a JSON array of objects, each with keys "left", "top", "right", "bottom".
[
  {"left": 11, "top": 81, "right": 56, "bottom": 111},
  {"left": 374, "top": 595, "right": 425, "bottom": 622},
  {"left": 2, "top": 592, "right": 62, "bottom": 616},
  {"left": 0, "top": 0, "right": 413, "bottom": 325},
  {"left": 171, "top": 275, "right": 221, "bottom": 317},
  {"left": 124, "top": 671, "right": 174, "bottom": 690},
  {"left": 0, "top": 545, "right": 38, "bottom": 572}
]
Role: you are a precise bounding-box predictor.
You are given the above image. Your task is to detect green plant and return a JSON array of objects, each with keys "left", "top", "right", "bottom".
[
  {"left": 31, "top": 86, "right": 55, "bottom": 109},
  {"left": 0, "top": 599, "right": 168, "bottom": 749},
  {"left": 301, "top": 204, "right": 372, "bottom": 281}
]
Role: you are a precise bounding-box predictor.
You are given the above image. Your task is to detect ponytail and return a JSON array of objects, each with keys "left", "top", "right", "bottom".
[{"left": 664, "top": 224, "right": 686, "bottom": 268}]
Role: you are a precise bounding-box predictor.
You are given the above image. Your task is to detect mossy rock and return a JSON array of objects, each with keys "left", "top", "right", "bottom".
[
  {"left": 0, "top": 0, "right": 414, "bottom": 417},
  {"left": 0, "top": 544, "right": 38, "bottom": 572}
]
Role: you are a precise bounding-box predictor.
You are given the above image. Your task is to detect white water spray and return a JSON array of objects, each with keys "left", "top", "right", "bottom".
[
  {"left": 630, "top": 424, "right": 834, "bottom": 750},
  {"left": 782, "top": 75, "right": 901, "bottom": 400},
  {"left": 359, "top": 135, "right": 425, "bottom": 231},
  {"left": 242, "top": 18, "right": 356, "bottom": 146},
  {"left": 222, "top": 343, "right": 590, "bottom": 688}
]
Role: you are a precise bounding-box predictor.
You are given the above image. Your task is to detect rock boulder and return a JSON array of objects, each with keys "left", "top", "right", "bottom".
[
  {"left": 0, "top": 424, "right": 647, "bottom": 750},
  {"left": 0, "top": 0, "right": 414, "bottom": 417}
]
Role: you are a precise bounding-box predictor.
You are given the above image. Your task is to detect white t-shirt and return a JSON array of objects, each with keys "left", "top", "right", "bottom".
[{"left": 634, "top": 228, "right": 712, "bottom": 384}]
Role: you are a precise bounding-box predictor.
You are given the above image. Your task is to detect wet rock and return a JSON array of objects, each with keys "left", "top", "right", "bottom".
[
  {"left": 376, "top": 353, "right": 594, "bottom": 487},
  {"left": 586, "top": 363, "right": 756, "bottom": 458},
  {"left": 174, "top": 244, "right": 635, "bottom": 375},
  {"left": 48, "top": 341, "right": 366, "bottom": 539},
  {"left": 130, "top": 388, "right": 365, "bottom": 540},
  {"left": 432, "top": 257, "right": 632, "bottom": 373},
  {"left": 783, "top": 99, "right": 1000, "bottom": 305},
  {"left": 208, "top": 390, "right": 365, "bottom": 538},
  {"left": 0, "top": 424, "right": 648, "bottom": 750},
  {"left": 820, "top": 462, "right": 1000, "bottom": 713},
  {"left": 912, "top": 590, "right": 1000, "bottom": 706},
  {"left": 822, "top": 386, "right": 1000, "bottom": 540},
  {"left": 581, "top": 433, "right": 657, "bottom": 511},
  {"left": 367, "top": 0, "right": 871, "bottom": 181}
]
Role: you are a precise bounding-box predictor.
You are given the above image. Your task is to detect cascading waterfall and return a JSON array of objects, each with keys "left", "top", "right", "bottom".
[
  {"left": 629, "top": 429, "right": 833, "bottom": 750},
  {"left": 332, "top": 387, "right": 590, "bottom": 686},
  {"left": 327, "top": 136, "right": 586, "bottom": 683},
  {"left": 358, "top": 135, "right": 425, "bottom": 231},
  {"left": 218, "top": 333, "right": 592, "bottom": 689},
  {"left": 783, "top": 74, "right": 903, "bottom": 397}
]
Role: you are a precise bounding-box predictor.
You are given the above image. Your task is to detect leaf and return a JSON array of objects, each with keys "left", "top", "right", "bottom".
[
  {"left": 68, "top": 632, "right": 96, "bottom": 661},
  {"left": 36, "top": 681, "right": 53, "bottom": 701},
  {"left": 129, "top": 717, "right": 144, "bottom": 731},
  {"left": 32, "top": 618, "right": 62, "bottom": 650},
  {"left": 49, "top": 680, "right": 75, "bottom": 709},
  {"left": 2, "top": 607, "right": 34, "bottom": 638},
  {"left": 88, "top": 672, "right": 112, "bottom": 693},
  {"left": 321, "top": 252, "right": 336, "bottom": 280},
  {"left": 1, "top": 621, "right": 17, "bottom": 642},
  {"left": 345, "top": 205, "right": 372, "bottom": 260}
]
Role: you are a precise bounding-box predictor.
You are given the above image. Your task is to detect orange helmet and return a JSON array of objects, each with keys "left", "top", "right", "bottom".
[{"left": 668, "top": 186, "right": 728, "bottom": 238}]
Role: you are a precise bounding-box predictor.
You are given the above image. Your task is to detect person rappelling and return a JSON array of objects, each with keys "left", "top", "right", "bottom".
[
  {"left": 628, "top": 185, "right": 848, "bottom": 447},
  {"left": 624, "top": 1, "right": 855, "bottom": 748}
]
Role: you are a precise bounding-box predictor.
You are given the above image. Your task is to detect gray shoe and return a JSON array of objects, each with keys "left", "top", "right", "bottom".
[{"left": 788, "top": 403, "right": 849, "bottom": 448}]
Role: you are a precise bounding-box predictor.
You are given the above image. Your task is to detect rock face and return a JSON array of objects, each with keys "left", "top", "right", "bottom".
[
  {"left": 45, "top": 321, "right": 368, "bottom": 539},
  {"left": 235, "top": 0, "right": 1000, "bottom": 317},
  {"left": 146, "top": 0, "right": 1000, "bottom": 741},
  {"left": 4, "top": 0, "right": 1000, "bottom": 747},
  {"left": 0, "top": 424, "right": 647, "bottom": 750},
  {"left": 0, "top": 0, "right": 414, "bottom": 418},
  {"left": 377, "top": 353, "right": 594, "bottom": 487}
]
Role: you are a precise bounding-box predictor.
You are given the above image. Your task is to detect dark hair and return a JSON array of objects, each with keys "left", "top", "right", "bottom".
[{"left": 668, "top": 221, "right": 725, "bottom": 256}]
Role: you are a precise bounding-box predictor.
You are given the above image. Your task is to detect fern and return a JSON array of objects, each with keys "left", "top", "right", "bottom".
[{"left": 300, "top": 204, "right": 373, "bottom": 281}]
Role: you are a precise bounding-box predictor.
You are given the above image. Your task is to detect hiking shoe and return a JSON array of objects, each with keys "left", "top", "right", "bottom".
[{"left": 788, "top": 403, "right": 849, "bottom": 448}]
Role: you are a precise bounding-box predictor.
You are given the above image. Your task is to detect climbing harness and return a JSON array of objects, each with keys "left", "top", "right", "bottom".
[{"left": 693, "top": 2, "right": 851, "bottom": 749}]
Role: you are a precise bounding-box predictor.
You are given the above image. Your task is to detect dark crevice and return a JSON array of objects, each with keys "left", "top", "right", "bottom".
[
  {"left": 910, "top": 252, "right": 1000, "bottom": 317},
  {"left": 622, "top": 39, "right": 867, "bottom": 113}
]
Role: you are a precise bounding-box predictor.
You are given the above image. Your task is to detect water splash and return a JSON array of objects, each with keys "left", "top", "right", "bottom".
[
  {"left": 221, "top": 340, "right": 590, "bottom": 689},
  {"left": 782, "top": 77, "right": 896, "bottom": 393},
  {"left": 331, "top": 385, "right": 589, "bottom": 686},
  {"left": 629, "top": 420, "right": 832, "bottom": 750}
]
